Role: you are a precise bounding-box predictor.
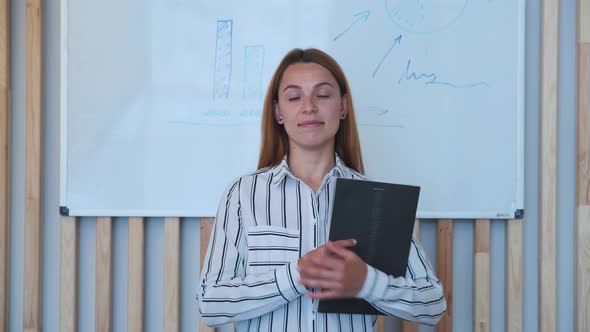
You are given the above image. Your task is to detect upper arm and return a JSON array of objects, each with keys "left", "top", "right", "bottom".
[{"left": 201, "top": 179, "right": 247, "bottom": 286}]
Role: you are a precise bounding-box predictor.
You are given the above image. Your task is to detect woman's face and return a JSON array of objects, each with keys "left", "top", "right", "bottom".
[{"left": 275, "top": 62, "right": 347, "bottom": 153}]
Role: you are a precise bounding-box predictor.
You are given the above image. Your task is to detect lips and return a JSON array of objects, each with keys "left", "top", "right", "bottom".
[{"left": 298, "top": 120, "right": 324, "bottom": 128}]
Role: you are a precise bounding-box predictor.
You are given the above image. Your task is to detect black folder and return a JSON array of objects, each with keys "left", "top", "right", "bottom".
[{"left": 317, "top": 178, "right": 420, "bottom": 315}]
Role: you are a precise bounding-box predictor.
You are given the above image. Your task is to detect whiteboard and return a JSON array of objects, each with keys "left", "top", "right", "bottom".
[{"left": 60, "top": 0, "right": 525, "bottom": 218}]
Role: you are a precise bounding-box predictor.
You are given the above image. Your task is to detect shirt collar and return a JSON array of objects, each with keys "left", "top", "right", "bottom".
[
  {"left": 270, "top": 153, "right": 349, "bottom": 186},
  {"left": 270, "top": 156, "right": 293, "bottom": 185},
  {"left": 333, "top": 154, "right": 348, "bottom": 178}
]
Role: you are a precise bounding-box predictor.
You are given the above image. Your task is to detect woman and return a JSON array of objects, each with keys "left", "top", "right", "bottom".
[{"left": 198, "top": 48, "right": 446, "bottom": 331}]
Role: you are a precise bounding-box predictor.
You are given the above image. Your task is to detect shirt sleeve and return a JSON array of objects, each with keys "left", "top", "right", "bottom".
[
  {"left": 356, "top": 238, "right": 447, "bottom": 326},
  {"left": 197, "top": 179, "right": 307, "bottom": 327}
]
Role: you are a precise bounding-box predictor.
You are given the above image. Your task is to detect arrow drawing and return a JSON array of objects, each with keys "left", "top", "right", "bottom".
[
  {"left": 372, "top": 34, "right": 402, "bottom": 78},
  {"left": 332, "top": 10, "right": 371, "bottom": 42}
]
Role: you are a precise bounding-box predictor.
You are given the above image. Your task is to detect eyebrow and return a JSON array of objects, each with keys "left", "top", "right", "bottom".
[{"left": 282, "top": 82, "right": 335, "bottom": 93}]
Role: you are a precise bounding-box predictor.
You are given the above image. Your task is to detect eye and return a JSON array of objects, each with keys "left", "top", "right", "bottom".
[
  {"left": 288, "top": 96, "right": 300, "bottom": 102},
  {"left": 315, "top": 89, "right": 332, "bottom": 99}
]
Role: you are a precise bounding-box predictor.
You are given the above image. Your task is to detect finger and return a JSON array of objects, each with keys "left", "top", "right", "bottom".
[
  {"left": 299, "top": 278, "right": 340, "bottom": 290},
  {"left": 306, "top": 290, "right": 348, "bottom": 300},
  {"left": 325, "top": 242, "right": 357, "bottom": 260},
  {"left": 298, "top": 247, "right": 330, "bottom": 270},
  {"left": 298, "top": 262, "right": 340, "bottom": 280},
  {"left": 300, "top": 246, "right": 329, "bottom": 262},
  {"left": 330, "top": 239, "right": 357, "bottom": 248},
  {"left": 308, "top": 252, "right": 343, "bottom": 268}
]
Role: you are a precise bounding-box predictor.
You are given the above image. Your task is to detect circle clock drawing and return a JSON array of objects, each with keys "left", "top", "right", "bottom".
[{"left": 385, "top": 0, "right": 469, "bottom": 33}]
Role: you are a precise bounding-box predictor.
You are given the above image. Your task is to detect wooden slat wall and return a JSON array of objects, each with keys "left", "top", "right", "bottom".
[
  {"left": 540, "top": 0, "right": 559, "bottom": 330},
  {"left": 577, "top": 0, "right": 590, "bottom": 330},
  {"left": 164, "top": 217, "right": 180, "bottom": 332},
  {"left": 24, "top": 1, "right": 43, "bottom": 331},
  {"left": 128, "top": 217, "right": 145, "bottom": 332},
  {"left": 60, "top": 217, "right": 78, "bottom": 332},
  {"left": 506, "top": 219, "right": 523, "bottom": 332},
  {"left": 96, "top": 217, "right": 113, "bottom": 332},
  {"left": 376, "top": 317, "right": 384, "bottom": 332},
  {"left": 54, "top": 218, "right": 524, "bottom": 331},
  {"left": 474, "top": 220, "right": 490, "bottom": 332},
  {"left": 8, "top": 1, "right": 581, "bottom": 331},
  {"left": 0, "top": 0, "right": 10, "bottom": 330},
  {"left": 60, "top": 216, "right": 531, "bottom": 332},
  {"left": 436, "top": 219, "right": 453, "bottom": 332}
]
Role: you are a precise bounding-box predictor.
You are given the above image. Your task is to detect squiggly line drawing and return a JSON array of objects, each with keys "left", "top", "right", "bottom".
[{"left": 398, "top": 59, "right": 488, "bottom": 88}]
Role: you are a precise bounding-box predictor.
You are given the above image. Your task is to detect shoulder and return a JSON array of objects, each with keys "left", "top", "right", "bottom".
[
  {"left": 349, "top": 168, "right": 368, "bottom": 180},
  {"left": 339, "top": 164, "right": 368, "bottom": 180},
  {"left": 222, "top": 166, "right": 276, "bottom": 192},
  {"left": 334, "top": 154, "right": 368, "bottom": 180},
  {"left": 240, "top": 166, "right": 276, "bottom": 182}
]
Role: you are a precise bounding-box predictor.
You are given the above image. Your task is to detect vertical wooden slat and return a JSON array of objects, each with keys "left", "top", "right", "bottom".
[
  {"left": 576, "top": 2, "right": 590, "bottom": 329},
  {"left": 96, "top": 217, "right": 113, "bottom": 332},
  {"left": 128, "top": 217, "right": 145, "bottom": 332},
  {"left": 506, "top": 219, "right": 523, "bottom": 332},
  {"left": 0, "top": 0, "right": 10, "bottom": 330},
  {"left": 200, "top": 217, "right": 216, "bottom": 332},
  {"left": 436, "top": 219, "right": 453, "bottom": 332},
  {"left": 60, "top": 217, "right": 78, "bottom": 332},
  {"left": 377, "top": 316, "right": 384, "bottom": 332},
  {"left": 413, "top": 219, "right": 421, "bottom": 240},
  {"left": 474, "top": 219, "right": 490, "bottom": 332},
  {"left": 401, "top": 220, "right": 421, "bottom": 332},
  {"left": 24, "top": 0, "right": 43, "bottom": 331},
  {"left": 164, "top": 217, "right": 180, "bottom": 332},
  {"left": 540, "top": 0, "right": 559, "bottom": 330}
]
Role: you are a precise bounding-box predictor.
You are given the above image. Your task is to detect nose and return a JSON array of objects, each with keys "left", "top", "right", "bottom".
[{"left": 301, "top": 95, "right": 318, "bottom": 114}]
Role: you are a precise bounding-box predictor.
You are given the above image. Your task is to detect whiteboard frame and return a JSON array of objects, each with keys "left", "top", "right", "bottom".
[
  {"left": 59, "top": 0, "right": 526, "bottom": 219},
  {"left": 59, "top": 0, "right": 68, "bottom": 211}
]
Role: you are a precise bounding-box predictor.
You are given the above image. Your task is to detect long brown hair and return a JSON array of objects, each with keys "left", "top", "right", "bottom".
[{"left": 257, "top": 48, "right": 364, "bottom": 174}]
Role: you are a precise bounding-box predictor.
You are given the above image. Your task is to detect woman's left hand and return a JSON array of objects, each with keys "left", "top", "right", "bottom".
[{"left": 297, "top": 240, "right": 368, "bottom": 299}]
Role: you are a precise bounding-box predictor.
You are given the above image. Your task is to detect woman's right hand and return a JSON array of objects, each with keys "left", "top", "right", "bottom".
[{"left": 297, "top": 239, "right": 368, "bottom": 299}]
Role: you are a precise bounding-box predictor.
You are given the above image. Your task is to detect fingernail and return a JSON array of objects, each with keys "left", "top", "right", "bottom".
[{"left": 353, "top": 239, "right": 357, "bottom": 245}]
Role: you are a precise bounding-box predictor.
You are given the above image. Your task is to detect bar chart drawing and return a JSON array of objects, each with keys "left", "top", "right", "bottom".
[{"left": 213, "top": 19, "right": 233, "bottom": 99}]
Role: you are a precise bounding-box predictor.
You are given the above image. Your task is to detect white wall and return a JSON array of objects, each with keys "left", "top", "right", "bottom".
[{"left": 7, "top": 0, "right": 578, "bottom": 331}]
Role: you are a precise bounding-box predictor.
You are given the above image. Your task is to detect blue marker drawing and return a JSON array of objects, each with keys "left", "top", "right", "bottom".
[
  {"left": 169, "top": 120, "right": 255, "bottom": 127},
  {"left": 385, "top": 0, "right": 468, "bottom": 34},
  {"left": 357, "top": 107, "right": 405, "bottom": 128},
  {"left": 169, "top": 106, "right": 262, "bottom": 127},
  {"left": 398, "top": 59, "right": 488, "bottom": 88},
  {"left": 332, "top": 10, "right": 371, "bottom": 42},
  {"left": 243, "top": 45, "right": 265, "bottom": 100},
  {"left": 372, "top": 35, "right": 402, "bottom": 78},
  {"left": 213, "top": 20, "right": 233, "bottom": 99}
]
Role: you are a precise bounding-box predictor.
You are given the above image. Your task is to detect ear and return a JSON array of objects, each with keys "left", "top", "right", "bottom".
[
  {"left": 274, "top": 103, "right": 284, "bottom": 124},
  {"left": 340, "top": 95, "right": 348, "bottom": 119}
]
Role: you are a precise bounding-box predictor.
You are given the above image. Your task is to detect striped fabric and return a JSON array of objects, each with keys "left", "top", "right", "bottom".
[{"left": 198, "top": 155, "right": 446, "bottom": 331}]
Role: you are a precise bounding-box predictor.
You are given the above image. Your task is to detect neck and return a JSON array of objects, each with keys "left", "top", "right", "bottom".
[{"left": 287, "top": 146, "right": 336, "bottom": 192}]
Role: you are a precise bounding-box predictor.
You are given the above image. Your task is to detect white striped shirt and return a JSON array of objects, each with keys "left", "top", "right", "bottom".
[{"left": 198, "top": 155, "right": 446, "bottom": 331}]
